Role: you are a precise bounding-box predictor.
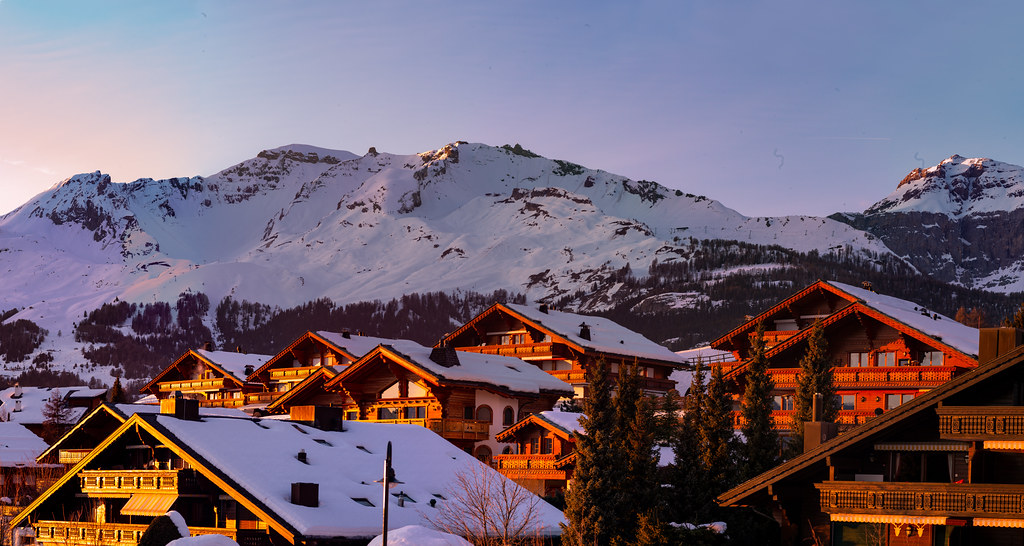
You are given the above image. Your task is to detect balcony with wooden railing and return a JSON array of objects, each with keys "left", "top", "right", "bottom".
[
  {"left": 158, "top": 378, "right": 231, "bottom": 393},
  {"left": 59, "top": 449, "right": 92, "bottom": 465},
  {"left": 547, "top": 370, "right": 676, "bottom": 392},
  {"left": 455, "top": 343, "right": 561, "bottom": 360},
  {"left": 268, "top": 366, "right": 320, "bottom": 382},
  {"left": 34, "top": 521, "right": 237, "bottom": 546},
  {"left": 492, "top": 454, "right": 567, "bottom": 481},
  {"left": 79, "top": 470, "right": 197, "bottom": 495},
  {"left": 937, "top": 406, "right": 1024, "bottom": 440},
  {"left": 244, "top": 392, "right": 280, "bottom": 404},
  {"left": 732, "top": 409, "right": 882, "bottom": 430},
  {"left": 770, "top": 366, "right": 956, "bottom": 390},
  {"left": 816, "top": 481, "right": 1024, "bottom": 519},
  {"left": 425, "top": 418, "right": 489, "bottom": 441},
  {"left": 200, "top": 398, "right": 246, "bottom": 408}
]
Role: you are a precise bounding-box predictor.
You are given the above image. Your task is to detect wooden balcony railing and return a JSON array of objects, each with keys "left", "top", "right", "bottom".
[
  {"left": 268, "top": 366, "right": 320, "bottom": 382},
  {"left": 59, "top": 449, "right": 92, "bottom": 465},
  {"left": 425, "top": 418, "right": 489, "bottom": 441},
  {"left": 492, "top": 454, "right": 568, "bottom": 480},
  {"left": 200, "top": 398, "right": 245, "bottom": 408},
  {"left": 816, "top": 481, "right": 1024, "bottom": 518},
  {"left": 770, "top": 366, "right": 956, "bottom": 389},
  {"left": 547, "top": 370, "right": 676, "bottom": 391},
  {"left": 937, "top": 406, "right": 1024, "bottom": 440},
  {"left": 732, "top": 409, "right": 882, "bottom": 430},
  {"left": 79, "top": 470, "right": 197, "bottom": 495},
  {"left": 244, "top": 392, "right": 280, "bottom": 404},
  {"left": 34, "top": 521, "right": 237, "bottom": 546},
  {"left": 158, "top": 378, "right": 230, "bottom": 393},
  {"left": 455, "top": 343, "right": 560, "bottom": 360}
]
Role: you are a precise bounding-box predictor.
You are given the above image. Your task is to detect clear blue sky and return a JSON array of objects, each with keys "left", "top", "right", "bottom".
[{"left": 1, "top": 1, "right": 1021, "bottom": 217}]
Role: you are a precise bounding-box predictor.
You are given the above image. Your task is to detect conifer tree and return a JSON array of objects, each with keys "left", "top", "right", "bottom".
[
  {"left": 790, "top": 321, "right": 837, "bottom": 451},
  {"left": 41, "top": 389, "right": 71, "bottom": 444},
  {"left": 613, "top": 363, "right": 658, "bottom": 541},
  {"left": 108, "top": 376, "right": 127, "bottom": 404},
  {"left": 700, "top": 362, "right": 736, "bottom": 509},
  {"left": 563, "top": 359, "right": 621, "bottom": 545},
  {"left": 1004, "top": 301, "right": 1024, "bottom": 329},
  {"left": 739, "top": 321, "right": 779, "bottom": 480},
  {"left": 670, "top": 359, "right": 706, "bottom": 521}
]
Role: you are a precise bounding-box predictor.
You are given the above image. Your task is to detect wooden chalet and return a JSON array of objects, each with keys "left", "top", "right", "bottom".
[
  {"left": 712, "top": 280, "right": 979, "bottom": 430},
  {"left": 244, "top": 331, "right": 396, "bottom": 408},
  {"left": 493, "top": 411, "right": 582, "bottom": 496},
  {"left": 322, "top": 340, "right": 573, "bottom": 462},
  {"left": 12, "top": 400, "right": 566, "bottom": 546},
  {"left": 139, "top": 348, "right": 272, "bottom": 409},
  {"left": 719, "top": 328, "right": 1024, "bottom": 545},
  {"left": 442, "top": 302, "right": 684, "bottom": 398}
]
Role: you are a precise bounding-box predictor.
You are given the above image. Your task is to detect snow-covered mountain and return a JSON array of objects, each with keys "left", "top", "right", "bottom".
[{"left": 833, "top": 155, "right": 1024, "bottom": 292}]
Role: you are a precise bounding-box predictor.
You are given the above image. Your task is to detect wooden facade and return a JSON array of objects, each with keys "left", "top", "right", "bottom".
[
  {"left": 323, "top": 341, "right": 572, "bottom": 460},
  {"left": 713, "top": 281, "right": 979, "bottom": 431},
  {"left": 493, "top": 411, "right": 581, "bottom": 496},
  {"left": 719, "top": 328, "right": 1024, "bottom": 546},
  {"left": 442, "top": 303, "right": 684, "bottom": 398},
  {"left": 139, "top": 349, "right": 271, "bottom": 409}
]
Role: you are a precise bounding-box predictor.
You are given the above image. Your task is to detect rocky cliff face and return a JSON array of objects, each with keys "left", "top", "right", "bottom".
[{"left": 832, "top": 155, "right": 1024, "bottom": 292}]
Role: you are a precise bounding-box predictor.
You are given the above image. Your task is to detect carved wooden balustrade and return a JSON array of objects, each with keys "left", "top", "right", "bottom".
[
  {"left": 34, "top": 521, "right": 236, "bottom": 546},
  {"left": 816, "top": 481, "right": 1024, "bottom": 519},
  {"left": 771, "top": 366, "right": 955, "bottom": 389},
  {"left": 492, "top": 454, "right": 567, "bottom": 480},
  {"left": 79, "top": 469, "right": 197, "bottom": 495},
  {"left": 936, "top": 406, "right": 1024, "bottom": 440}
]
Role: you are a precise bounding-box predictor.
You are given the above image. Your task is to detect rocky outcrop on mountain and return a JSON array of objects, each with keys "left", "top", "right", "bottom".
[{"left": 832, "top": 155, "right": 1024, "bottom": 291}]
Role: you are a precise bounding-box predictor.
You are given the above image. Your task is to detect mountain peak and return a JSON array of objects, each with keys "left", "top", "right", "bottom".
[{"left": 872, "top": 155, "right": 1023, "bottom": 217}]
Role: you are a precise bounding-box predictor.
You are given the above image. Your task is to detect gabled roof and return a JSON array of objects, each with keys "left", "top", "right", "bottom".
[
  {"left": 15, "top": 413, "right": 567, "bottom": 540},
  {"left": 0, "top": 385, "right": 93, "bottom": 425},
  {"left": 248, "top": 331, "right": 395, "bottom": 382},
  {"left": 327, "top": 341, "right": 573, "bottom": 398},
  {"left": 495, "top": 411, "right": 583, "bottom": 442},
  {"left": 444, "top": 303, "right": 684, "bottom": 366},
  {"left": 0, "top": 422, "right": 50, "bottom": 467},
  {"left": 141, "top": 349, "right": 272, "bottom": 395},
  {"left": 265, "top": 366, "right": 341, "bottom": 412},
  {"left": 718, "top": 342, "right": 1024, "bottom": 509}
]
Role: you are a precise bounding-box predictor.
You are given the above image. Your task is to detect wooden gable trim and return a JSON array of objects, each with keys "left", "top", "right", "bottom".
[
  {"left": 441, "top": 303, "right": 589, "bottom": 355},
  {"left": 711, "top": 280, "right": 857, "bottom": 352},
  {"left": 717, "top": 343, "right": 1024, "bottom": 508},
  {"left": 265, "top": 367, "right": 338, "bottom": 412},
  {"left": 249, "top": 331, "right": 356, "bottom": 383},
  {"left": 35, "top": 403, "right": 127, "bottom": 464},
  {"left": 142, "top": 350, "right": 249, "bottom": 395},
  {"left": 325, "top": 345, "right": 442, "bottom": 393},
  {"left": 495, "top": 414, "right": 575, "bottom": 442},
  {"left": 140, "top": 350, "right": 201, "bottom": 395}
]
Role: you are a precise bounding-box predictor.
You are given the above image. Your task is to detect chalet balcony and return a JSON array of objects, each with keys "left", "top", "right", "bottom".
[
  {"left": 936, "top": 406, "right": 1024, "bottom": 440},
  {"left": 816, "top": 481, "right": 1024, "bottom": 519},
  {"left": 547, "top": 370, "right": 676, "bottom": 392},
  {"left": 244, "top": 392, "right": 280, "bottom": 404},
  {"left": 770, "top": 366, "right": 955, "bottom": 389},
  {"left": 200, "top": 398, "right": 245, "bottom": 408},
  {"left": 456, "top": 342, "right": 562, "bottom": 360},
  {"left": 34, "top": 521, "right": 236, "bottom": 546},
  {"left": 426, "top": 417, "right": 489, "bottom": 441},
  {"left": 492, "top": 454, "right": 568, "bottom": 481},
  {"left": 59, "top": 449, "right": 92, "bottom": 465},
  {"left": 732, "top": 409, "right": 881, "bottom": 430},
  {"left": 79, "top": 469, "right": 198, "bottom": 495},
  {"left": 158, "top": 378, "right": 231, "bottom": 393},
  {"left": 267, "top": 366, "right": 321, "bottom": 382}
]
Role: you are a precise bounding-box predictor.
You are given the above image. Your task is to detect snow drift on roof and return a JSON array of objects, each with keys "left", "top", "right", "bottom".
[
  {"left": 195, "top": 349, "right": 272, "bottom": 383},
  {"left": 314, "top": 331, "right": 400, "bottom": 359}
]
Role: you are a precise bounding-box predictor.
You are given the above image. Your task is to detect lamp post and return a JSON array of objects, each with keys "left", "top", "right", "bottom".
[{"left": 379, "top": 441, "right": 402, "bottom": 545}]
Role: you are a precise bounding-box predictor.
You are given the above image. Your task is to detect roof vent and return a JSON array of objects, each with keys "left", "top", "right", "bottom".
[
  {"left": 13, "top": 400, "right": 21, "bottom": 413},
  {"left": 203, "top": 341, "right": 213, "bottom": 351},
  {"left": 297, "top": 449, "right": 308, "bottom": 464},
  {"left": 578, "top": 322, "right": 592, "bottom": 341},
  {"left": 12, "top": 384, "right": 21, "bottom": 399},
  {"left": 861, "top": 281, "right": 874, "bottom": 292},
  {"left": 290, "top": 482, "right": 319, "bottom": 507},
  {"left": 429, "top": 345, "right": 461, "bottom": 368},
  {"left": 342, "top": 329, "right": 351, "bottom": 339},
  {"left": 539, "top": 304, "right": 549, "bottom": 314}
]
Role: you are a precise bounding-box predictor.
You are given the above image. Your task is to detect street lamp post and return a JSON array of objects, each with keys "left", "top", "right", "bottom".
[{"left": 379, "top": 441, "right": 402, "bottom": 545}]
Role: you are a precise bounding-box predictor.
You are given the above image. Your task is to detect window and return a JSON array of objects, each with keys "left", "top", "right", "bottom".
[
  {"left": 503, "top": 406, "right": 515, "bottom": 426},
  {"left": 541, "top": 437, "right": 553, "bottom": 454},
  {"left": 922, "top": 351, "right": 944, "bottom": 366},
  {"left": 877, "top": 352, "right": 896, "bottom": 367},
  {"left": 475, "top": 446, "right": 492, "bottom": 464},
  {"left": 464, "top": 406, "right": 475, "bottom": 420},
  {"left": 346, "top": 411, "right": 359, "bottom": 421},
  {"left": 476, "top": 405, "right": 493, "bottom": 423},
  {"left": 351, "top": 498, "right": 374, "bottom": 507},
  {"left": 530, "top": 438, "right": 539, "bottom": 454},
  {"left": 404, "top": 406, "right": 425, "bottom": 419},
  {"left": 840, "top": 395, "right": 855, "bottom": 410},
  {"left": 849, "top": 352, "right": 871, "bottom": 367},
  {"left": 885, "top": 393, "right": 915, "bottom": 409},
  {"left": 773, "top": 396, "right": 794, "bottom": 411},
  {"left": 377, "top": 407, "right": 399, "bottom": 420}
]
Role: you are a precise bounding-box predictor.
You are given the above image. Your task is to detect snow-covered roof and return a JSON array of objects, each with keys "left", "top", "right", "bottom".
[
  {"left": 367, "top": 525, "right": 472, "bottom": 546},
  {"left": 535, "top": 411, "right": 583, "bottom": 436},
  {"left": 152, "top": 415, "right": 566, "bottom": 539},
  {"left": 0, "top": 422, "right": 50, "bottom": 467},
  {"left": 384, "top": 340, "right": 573, "bottom": 396},
  {"left": 110, "top": 403, "right": 249, "bottom": 419},
  {"left": 194, "top": 349, "right": 273, "bottom": 383},
  {"left": 0, "top": 386, "right": 92, "bottom": 425},
  {"left": 676, "top": 346, "right": 735, "bottom": 366},
  {"left": 504, "top": 303, "right": 683, "bottom": 364},
  {"left": 67, "top": 388, "right": 107, "bottom": 399},
  {"left": 828, "top": 281, "right": 979, "bottom": 356},
  {"left": 314, "top": 331, "right": 399, "bottom": 359}
]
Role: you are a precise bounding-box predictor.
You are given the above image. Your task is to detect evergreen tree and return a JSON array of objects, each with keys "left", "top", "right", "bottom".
[
  {"left": 670, "top": 359, "right": 706, "bottom": 522},
  {"left": 739, "top": 321, "right": 779, "bottom": 480},
  {"left": 700, "top": 362, "right": 736, "bottom": 510},
  {"left": 563, "top": 359, "right": 621, "bottom": 545},
  {"left": 1004, "top": 301, "right": 1024, "bottom": 329},
  {"left": 790, "top": 321, "right": 837, "bottom": 451},
  {"left": 612, "top": 363, "right": 659, "bottom": 542},
  {"left": 108, "top": 376, "right": 127, "bottom": 404},
  {"left": 41, "top": 389, "right": 71, "bottom": 444}
]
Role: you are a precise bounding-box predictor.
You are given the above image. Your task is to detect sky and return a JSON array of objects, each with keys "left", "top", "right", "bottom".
[{"left": 1, "top": 1, "right": 1022, "bottom": 218}]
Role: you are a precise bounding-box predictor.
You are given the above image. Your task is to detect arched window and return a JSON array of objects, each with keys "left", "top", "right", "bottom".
[
  {"left": 502, "top": 406, "right": 515, "bottom": 426},
  {"left": 502, "top": 445, "right": 513, "bottom": 455},
  {"left": 476, "top": 405, "right": 493, "bottom": 423},
  {"left": 475, "top": 445, "right": 492, "bottom": 464}
]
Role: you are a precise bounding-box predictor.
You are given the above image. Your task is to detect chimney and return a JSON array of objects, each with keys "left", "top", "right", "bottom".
[
  {"left": 297, "top": 449, "right": 308, "bottom": 464},
  {"left": 539, "top": 304, "right": 549, "bottom": 314},
  {"left": 161, "top": 394, "right": 200, "bottom": 421},
  {"left": 429, "top": 341, "right": 461, "bottom": 368},
  {"left": 578, "top": 322, "right": 591, "bottom": 341},
  {"left": 979, "top": 328, "right": 1024, "bottom": 366},
  {"left": 244, "top": 364, "right": 255, "bottom": 376},
  {"left": 342, "top": 329, "right": 351, "bottom": 339},
  {"left": 290, "top": 482, "right": 319, "bottom": 507},
  {"left": 803, "top": 393, "right": 838, "bottom": 453},
  {"left": 203, "top": 341, "right": 213, "bottom": 351}
]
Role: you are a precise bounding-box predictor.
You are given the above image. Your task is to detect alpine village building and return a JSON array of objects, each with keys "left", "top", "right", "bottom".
[
  {"left": 711, "top": 280, "right": 980, "bottom": 432},
  {"left": 719, "top": 327, "right": 1024, "bottom": 546}
]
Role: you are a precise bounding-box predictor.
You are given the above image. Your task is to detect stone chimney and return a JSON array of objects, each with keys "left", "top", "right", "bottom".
[
  {"left": 539, "top": 304, "right": 549, "bottom": 314},
  {"left": 429, "top": 341, "right": 461, "bottom": 368},
  {"left": 341, "top": 329, "right": 351, "bottom": 339},
  {"left": 578, "top": 322, "right": 592, "bottom": 341}
]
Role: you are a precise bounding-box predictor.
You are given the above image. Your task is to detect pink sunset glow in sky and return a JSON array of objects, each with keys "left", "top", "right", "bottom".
[{"left": 1, "top": 1, "right": 1022, "bottom": 217}]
